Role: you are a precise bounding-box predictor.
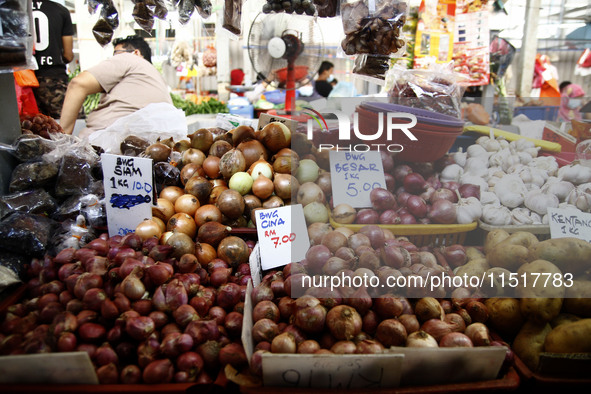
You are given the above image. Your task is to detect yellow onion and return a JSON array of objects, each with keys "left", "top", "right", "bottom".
[
  {"left": 209, "top": 140, "right": 232, "bottom": 158},
  {"left": 252, "top": 176, "right": 274, "bottom": 200},
  {"left": 181, "top": 148, "right": 206, "bottom": 166},
  {"left": 180, "top": 163, "right": 205, "bottom": 185},
  {"left": 202, "top": 156, "right": 221, "bottom": 179},
  {"left": 219, "top": 149, "right": 246, "bottom": 179},
  {"left": 145, "top": 143, "right": 171, "bottom": 163},
  {"left": 274, "top": 173, "right": 299, "bottom": 200},
  {"left": 167, "top": 213, "right": 197, "bottom": 238},
  {"left": 135, "top": 219, "right": 162, "bottom": 240},
  {"left": 152, "top": 216, "right": 166, "bottom": 233},
  {"left": 263, "top": 196, "right": 285, "bottom": 209},
  {"left": 174, "top": 194, "right": 200, "bottom": 216},
  {"left": 153, "top": 198, "right": 175, "bottom": 222},
  {"left": 160, "top": 186, "right": 185, "bottom": 204},
  {"left": 173, "top": 139, "right": 192, "bottom": 153},
  {"left": 248, "top": 158, "right": 273, "bottom": 181},
  {"left": 258, "top": 122, "right": 291, "bottom": 152},
  {"left": 232, "top": 125, "right": 256, "bottom": 146},
  {"left": 184, "top": 176, "right": 213, "bottom": 205},
  {"left": 295, "top": 159, "right": 319, "bottom": 183},
  {"left": 238, "top": 139, "right": 268, "bottom": 169},
  {"left": 189, "top": 128, "right": 214, "bottom": 151}
]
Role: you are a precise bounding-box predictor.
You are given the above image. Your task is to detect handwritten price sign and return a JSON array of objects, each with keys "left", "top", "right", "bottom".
[
  {"left": 548, "top": 207, "right": 591, "bottom": 242},
  {"left": 255, "top": 205, "right": 310, "bottom": 270},
  {"left": 102, "top": 154, "right": 154, "bottom": 237},
  {"left": 329, "top": 151, "right": 387, "bottom": 208}
]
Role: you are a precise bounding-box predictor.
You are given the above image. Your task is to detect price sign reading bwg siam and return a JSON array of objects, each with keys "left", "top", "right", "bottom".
[
  {"left": 101, "top": 154, "right": 154, "bottom": 237},
  {"left": 255, "top": 205, "right": 310, "bottom": 270},
  {"left": 329, "top": 151, "right": 387, "bottom": 208}
]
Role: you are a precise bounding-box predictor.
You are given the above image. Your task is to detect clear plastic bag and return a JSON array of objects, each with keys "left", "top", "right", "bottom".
[
  {"left": 0, "top": 134, "right": 55, "bottom": 162},
  {"left": 0, "top": 0, "right": 34, "bottom": 71},
  {"left": 177, "top": 0, "right": 195, "bottom": 25},
  {"left": 340, "top": 0, "right": 407, "bottom": 56},
  {"left": 9, "top": 161, "right": 59, "bottom": 193},
  {"left": 92, "top": 0, "right": 120, "bottom": 46},
  {"left": 0, "top": 212, "right": 57, "bottom": 257},
  {"left": 132, "top": 1, "right": 154, "bottom": 33},
  {"left": 0, "top": 249, "right": 26, "bottom": 289},
  {"left": 223, "top": 0, "right": 242, "bottom": 36},
  {"left": 50, "top": 215, "right": 97, "bottom": 254},
  {"left": 147, "top": 0, "right": 168, "bottom": 20},
  {"left": 0, "top": 189, "right": 57, "bottom": 220},
  {"left": 386, "top": 65, "right": 466, "bottom": 118},
  {"left": 52, "top": 194, "right": 106, "bottom": 230},
  {"left": 353, "top": 54, "right": 392, "bottom": 80},
  {"left": 195, "top": 0, "right": 212, "bottom": 19}
]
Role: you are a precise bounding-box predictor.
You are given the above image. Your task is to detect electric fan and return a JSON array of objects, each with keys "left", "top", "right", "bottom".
[{"left": 247, "top": 12, "right": 324, "bottom": 114}]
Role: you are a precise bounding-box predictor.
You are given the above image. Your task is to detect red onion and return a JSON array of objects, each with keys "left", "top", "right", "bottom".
[
  {"left": 379, "top": 209, "right": 400, "bottom": 224},
  {"left": 271, "top": 332, "right": 297, "bottom": 353},
  {"left": 375, "top": 319, "right": 407, "bottom": 347},
  {"left": 326, "top": 305, "right": 362, "bottom": 340},
  {"left": 82, "top": 288, "right": 106, "bottom": 312},
  {"left": 208, "top": 306, "right": 227, "bottom": 326},
  {"left": 137, "top": 337, "right": 160, "bottom": 368},
  {"left": 224, "top": 311, "right": 243, "bottom": 337},
  {"left": 120, "top": 365, "right": 142, "bottom": 384},
  {"left": 420, "top": 319, "right": 454, "bottom": 342},
  {"left": 431, "top": 188, "right": 458, "bottom": 204},
  {"left": 443, "top": 245, "right": 468, "bottom": 268},
  {"left": 380, "top": 245, "right": 410, "bottom": 269},
  {"left": 442, "top": 181, "right": 460, "bottom": 191},
  {"left": 125, "top": 316, "right": 155, "bottom": 341},
  {"left": 440, "top": 332, "right": 473, "bottom": 347},
  {"left": 331, "top": 340, "right": 357, "bottom": 354},
  {"left": 219, "top": 342, "right": 248, "bottom": 368},
  {"left": 185, "top": 319, "right": 220, "bottom": 345},
  {"left": 143, "top": 359, "right": 174, "bottom": 384},
  {"left": 297, "top": 339, "right": 320, "bottom": 354},
  {"left": 209, "top": 268, "right": 232, "bottom": 287},
  {"left": 374, "top": 295, "right": 403, "bottom": 318},
  {"left": 393, "top": 164, "right": 413, "bottom": 183},
  {"left": 253, "top": 300, "right": 280, "bottom": 323},
  {"left": 355, "top": 339, "right": 384, "bottom": 354},
  {"left": 145, "top": 263, "right": 173, "bottom": 287},
  {"left": 172, "top": 304, "right": 198, "bottom": 327},
  {"left": 465, "top": 301, "right": 489, "bottom": 323},
  {"left": 95, "top": 343, "right": 118, "bottom": 366},
  {"left": 54, "top": 248, "right": 76, "bottom": 265},
  {"left": 428, "top": 199, "right": 457, "bottom": 224},
  {"left": 161, "top": 332, "right": 194, "bottom": 357},
  {"left": 278, "top": 297, "right": 294, "bottom": 320},
  {"left": 403, "top": 173, "right": 427, "bottom": 195},
  {"left": 294, "top": 301, "right": 326, "bottom": 334},
  {"left": 370, "top": 188, "right": 397, "bottom": 211},
  {"left": 355, "top": 209, "right": 379, "bottom": 224},
  {"left": 217, "top": 283, "right": 241, "bottom": 310},
  {"left": 97, "top": 363, "right": 119, "bottom": 384},
  {"left": 444, "top": 313, "right": 467, "bottom": 333},
  {"left": 79, "top": 322, "right": 106, "bottom": 342},
  {"left": 305, "top": 245, "right": 332, "bottom": 274},
  {"left": 398, "top": 314, "right": 420, "bottom": 334},
  {"left": 344, "top": 287, "right": 372, "bottom": 316},
  {"left": 252, "top": 318, "right": 279, "bottom": 343},
  {"left": 73, "top": 273, "right": 103, "bottom": 299},
  {"left": 121, "top": 268, "right": 146, "bottom": 301},
  {"left": 421, "top": 187, "right": 436, "bottom": 202},
  {"left": 384, "top": 173, "right": 396, "bottom": 192},
  {"left": 459, "top": 183, "right": 481, "bottom": 199},
  {"left": 176, "top": 351, "right": 204, "bottom": 376},
  {"left": 406, "top": 195, "right": 428, "bottom": 218}
]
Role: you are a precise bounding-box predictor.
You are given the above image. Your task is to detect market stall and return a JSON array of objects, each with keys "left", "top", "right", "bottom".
[{"left": 1, "top": 0, "right": 591, "bottom": 392}]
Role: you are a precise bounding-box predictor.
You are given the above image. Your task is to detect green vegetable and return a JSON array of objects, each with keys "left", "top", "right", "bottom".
[{"left": 170, "top": 93, "right": 229, "bottom": 116}]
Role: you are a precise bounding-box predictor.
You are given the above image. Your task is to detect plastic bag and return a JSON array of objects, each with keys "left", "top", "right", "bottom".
[
  {"left": 195, "top": 0, "right": 212, "bottom": 19},
  {"left": 340, "top": 0, "right": 407, "bottom": 56},
  {"left": 9, "top": 161, "right": 59, "bottom": 193},
  {"left": 14, "top": 69, "right": 38, "bottom": 87},
  {"left": 387, "top": 65, "right": 465, "bottom": 118},
  {"left": 0, "top": 249, "right": 26, "bottom": 289},
  {"left": 0, "top": 134, "right": 54, "bottom": 162},
  {"left": 145, "top": 0, "right": 168, "bottom": 20},
  {"left": 50, "top": 215, "right": 97, "bottom": 254},
  {"left": 177, "top": 0, "right": 195, "bottom": 24},
  {"left": 92, "top": 0, "right": 119, "bottom": 46},
  {"left": 154, "top": 162, "right": 180, "bottom": 193},
  {"left": 223, "top": 0, "right": 242, "bottom": 36},
  {"left": 0, "top": 0, "right": 33, "bottom": 70},
  {"left": 353, "top": 54, "right": 392, "bottom": 80},
  {"left": 87, "top": 102, "right": 188, "bottom": 154},
  {"left": 132, "top": 1, "right": 154, "bottom": 33},
  {"left": 314, "top": 0, "right": 338, "bottom": 17},
  {"left": 0, "top": 189, "right": 57, "bottom": 219},
  {"left": 52, "top": 194, "right": 106, "bottom": 229},
  {"left": 0, "top": 212, "right": 57, "bottom": 257}
]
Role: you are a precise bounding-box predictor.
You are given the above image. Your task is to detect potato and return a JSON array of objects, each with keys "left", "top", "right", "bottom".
[
  {"left": 465, "top": 246, "right": 485, "bottom": 262},
  {"left": 516, "top": 260, "right": 565, "bottom": 299},
  {"left": 453, "top": 258, "right": 489, "bottom": 279},
  {"left": 484, "top": 229, "right": 510, "bottom": 255},
  {"left": 544, "top": 319, "right": 591, "bottom": 353},
  {"left": 528, "top": 238, "right": 591, "bottom": 274},
  {"left": 563, "top": 280, "right": 591, "bottom": 317},
  {"left": 520, "top": 298, "right": 563, "bottom": 324},
  {"left": 550, "top": 313, "right": 581, "bottom": 328},
  {"left": 487, "top": 244, "right": 529, "bottom": 271},
  {"left": 512, "top": 321, "right": 552, "bottom": 371},
  {"left": 484, "top": 298, "right": 525, "bottom": 339},
  {"left": 484, "top": 267, "right": 512, "bottom": 297}
]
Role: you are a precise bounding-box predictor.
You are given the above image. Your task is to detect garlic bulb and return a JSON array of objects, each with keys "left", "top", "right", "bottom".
[
  {"left": 482, "top": 205, "right": 512, "bottom": 225},
  {"left": 464, "top": 157, "right": 489, "bottom": 177},
  {"left": 481, "top": 138, "right": 501, "bottom": 152},
  {"left": 489, "top": 149, "right": 511, "bottom": 168},
  {"left": 518, "top": 167, "right": 546, "bottom": 188},
  {"left": 456, "top": 196, "right": 483, "bottom": 224},
  {"left": 523, "top": 147, "right": 541, "bottom": 159},
  {"left": 530, "top": 157, "right": 559, "bottom": 176},
  {"left": 481, "top": 191, "right": 500, "bottom": 206},
  {"left": 511, "top": 208, "right": 534, "bottom": 225},
  {"left": 524, "top": 190, "right": 559, "bottom": 215},
  {"left": 452, "top": 151, "right": 467, "bottom": 167},
  {"left": 530, "top": 212, "right": 542, "bottom": 224},
  {"left": 494, "top": 175, "right": 526, "bottom": 208},
  {"left": 488, "top": 176, "right": 502, "bottom": 189},
  {"left": 558, "top": 164, "right": 591, "bottom": 185},
  {"left": 566, "top": 186, "right": 591, "bottom": 211},
  {"left": 542, "top": 214, "right": 549, "bottom": 225},
  {"left": 558, "top": 202, "right": 580, "bottom": 211},
  {"left": 467, "top": 144, "right": 487, "bottom": 158},
  {"left": 441, "top": 164, "right": 464, "bottom": 183},
  {"left": 542, "top": 180, "right": 575, "bottom": 201},
  {"left": 499, "top": 139, "right": 510, "bottom": 149},
  {"left": 517, "top": 152, "right": 533, "bottom": 165},
  {"left": 510, "top": 139, "right": 536, "bottom": 152}
]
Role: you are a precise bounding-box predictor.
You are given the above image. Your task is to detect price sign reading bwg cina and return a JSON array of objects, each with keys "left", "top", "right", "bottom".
[
  {"left": 101, "top": 153, "right": 154, "bottom": 237},
  {"left": 329, "top": 151, "right": 387, "bottom": 208},
  {"left": 255, "top": 205, "right": 310, "bottom": 270}
]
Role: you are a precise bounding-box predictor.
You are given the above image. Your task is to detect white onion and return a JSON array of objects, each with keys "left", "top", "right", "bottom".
[{"left": 295, "top": 159, "right": 320, "bottom": 183}]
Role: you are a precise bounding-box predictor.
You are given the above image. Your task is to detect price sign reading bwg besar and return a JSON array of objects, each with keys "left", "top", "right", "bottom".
[
  {"left": 101, "top": 153, "right": 154, "bottom": 237},
  {"left": 329, "top": 151, "right": 387, "bottom": 208},
  {"left": 255, "top": 205, "right": 310, "bottom": 270}
]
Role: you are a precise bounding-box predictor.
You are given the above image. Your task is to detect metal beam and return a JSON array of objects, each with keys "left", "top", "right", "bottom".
[{"left": 516, "top": 0, "right": 541, "bottom": 97}]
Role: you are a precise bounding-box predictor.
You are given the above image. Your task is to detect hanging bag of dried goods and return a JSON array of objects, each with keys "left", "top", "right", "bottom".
[
  {"left": 90, "top": 0, "right": 120, "bottom": 46},
  {"left": 223, "top": 0, "right": 242, "bottom": 36},
  {"left": 314, "top": 0, "right": 338, "bottom": 17},
  {"left": 340, "top": 0, "right": 408, "bottom": 56},
  {"left": 195, "top": 0, "right": 213, "bottom": 18},
  {"left": 203, "top": 46, "right": 217, "bottom": 68}
]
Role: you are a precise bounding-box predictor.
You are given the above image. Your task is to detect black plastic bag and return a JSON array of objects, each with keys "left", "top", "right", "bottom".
[
  {"left": 314, "top": 0, "right": 338, "bottom": 17},
  {"left": 146, "top": 0, "right": 168, "bottom": 20},
  {"left": 0, "top": 189, "right": 57, "bottom": 220},
  {"left": 92, "top": 0, "right": 119, "bottom": 45},
  {"left": 0, "top": 212, "right": 57, "bottom": 257},
  {"left": 132, "top": 1, "right": 155, "bottom": 33}
]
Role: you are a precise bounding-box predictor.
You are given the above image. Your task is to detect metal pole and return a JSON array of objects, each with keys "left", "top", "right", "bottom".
[{"left": 515, "top": 0, "right": 541, "bottom": 97}]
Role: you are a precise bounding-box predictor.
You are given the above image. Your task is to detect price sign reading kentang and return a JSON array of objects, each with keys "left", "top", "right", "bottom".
[
  {"left": 329, "top": 151, "right": 387, "bottom": 208},
  {"left": 101, "top": 153, "right": 154, "bottom": 237},
  {"left": 548, "top": 207, "right": 591, "bottom": 242},
  {"left": 255, "top": 205, "right": 310, "bottom": 270}
]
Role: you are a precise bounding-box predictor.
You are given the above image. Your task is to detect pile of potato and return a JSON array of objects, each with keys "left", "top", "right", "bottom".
[{"left": 460, "top": 230, "right": 591, "bottom": 373}]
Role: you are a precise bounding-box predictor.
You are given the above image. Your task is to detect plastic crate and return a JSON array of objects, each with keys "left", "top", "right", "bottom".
[
  {"left": 448, "top": 134, "right": 478, "bottom": 152},
  {"left": 329, "top": 213, "right": 477, "bottom": 247},
  {"left": 513, "top": 106, "right": 559, "bottom": 121}
]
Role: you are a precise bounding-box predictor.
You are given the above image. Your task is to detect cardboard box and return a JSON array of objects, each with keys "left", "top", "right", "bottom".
[{"left": 542, "top": 123, "right": 577, "bottom": 152}]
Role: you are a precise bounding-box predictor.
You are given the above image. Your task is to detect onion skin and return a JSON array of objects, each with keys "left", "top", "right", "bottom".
[
  {"left": 444, "top": 313, "right": 467, "bottom": 333},
  {"left": 439, "top": 332, "right": 473, "bottom": 347},
  {"left": 464, "top": 322, "right": 491, "bottom": 346}
]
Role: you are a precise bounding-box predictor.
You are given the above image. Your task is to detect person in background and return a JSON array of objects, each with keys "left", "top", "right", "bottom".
[
  {"left": 558, "top": 83, "right": 586, "bottom": 122},
  {"left": 229, "top": 68, "right": 246, "bottom": 96},
  {"left": 59, "top": 35, "right": 172, "bottom": 137},
  {"left": 315, "top": 61, "right": 334, "bottom": 98},
  {"left": 32, "top": 0, "right": 74, "bottom": 119}
]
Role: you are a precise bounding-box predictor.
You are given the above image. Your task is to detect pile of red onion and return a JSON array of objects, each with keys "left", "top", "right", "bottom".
[{"left": 0, "top": 232, "right": 255, "bottom": 384}]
